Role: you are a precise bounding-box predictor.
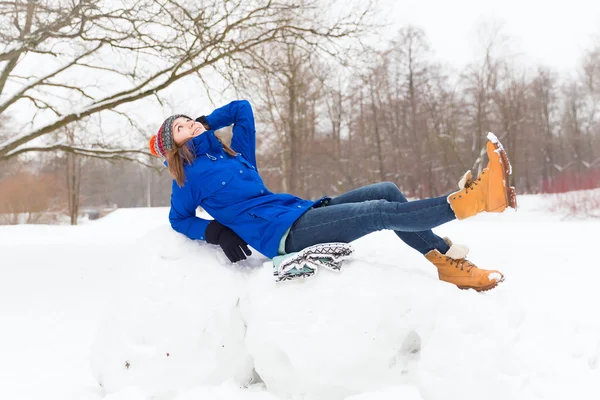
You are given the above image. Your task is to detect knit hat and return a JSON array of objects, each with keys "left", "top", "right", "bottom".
[{"left": 149, "top": 114, "right": 191, "bottom": 158}]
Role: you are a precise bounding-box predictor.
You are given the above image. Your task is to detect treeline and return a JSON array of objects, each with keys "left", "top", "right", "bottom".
[
  {"left": 2, "top": 26, "right": 600, "bottom": 223},
  {"left": 249, "top": 27, "right": 600, "bottom": 200},
  {"left": 0, "top": 155, "right": 172, "bottom": 224}
]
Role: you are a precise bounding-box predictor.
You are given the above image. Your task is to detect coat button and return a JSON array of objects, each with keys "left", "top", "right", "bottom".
[
  {"left": 260, "top": 190, "right": 264, "bottom": 194},
  {"left": 298, "top": 205, "right": 302, "bottom": 208},
  {"left": 239, "top": 170, "right": 243, "bottom": 174},
  {"left": 222, "top": 181, "right": 226, "bottom": 185},
  {"left": 220, "top": 155, "right": 223, "bottom": 158}
]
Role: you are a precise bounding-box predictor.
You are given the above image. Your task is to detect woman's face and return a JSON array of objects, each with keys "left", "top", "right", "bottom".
[{"left": 172, "top": 116, "right": 206, "bottom": 146}]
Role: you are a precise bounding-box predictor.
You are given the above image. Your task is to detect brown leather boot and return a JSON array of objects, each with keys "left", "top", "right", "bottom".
[
  {"left": 447, "top": 133, "right": 517, "bottom": 220},
  {"left": 425, "top": 243, "right": 504, "bottom": 292}
]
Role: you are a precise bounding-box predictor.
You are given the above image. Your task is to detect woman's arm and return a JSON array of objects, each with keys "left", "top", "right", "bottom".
[
  {"left": 168, "top": 183, "right": 211, "bottom": 241},
  {"left": 168, "top": 182, "right": 252, "bottom": 262},
  {"left": 203, "top": 100, "right": 257, "bottom": 168},
  {"left": 169, "top": 207, "right": 211, "bottom": 241}
]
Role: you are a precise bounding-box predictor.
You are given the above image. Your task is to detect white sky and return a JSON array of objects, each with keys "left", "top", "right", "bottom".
[{"left": 377, "top": 0, "right": 600, "bottom": 74}]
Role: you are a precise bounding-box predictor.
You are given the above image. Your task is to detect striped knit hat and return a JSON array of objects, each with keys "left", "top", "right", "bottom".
[{"left": 149, "top": 114, "right": 191, "bottom": 158}]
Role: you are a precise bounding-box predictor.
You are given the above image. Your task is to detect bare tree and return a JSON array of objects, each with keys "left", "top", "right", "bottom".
[
  {"left": 531, "top": 67, "right": 559, "bottom": 190},
  {"left": 0, "top": 0, "right": 372, "bottom": 161},
  {"left": 562, "top": 81, "right": 586, "bottom": 173},
  {"left": 323, "top": 77, "right": 348, "bottom": 192},
  {"left": 493, "top": 65, "right": 528, "bottom": 188},
  {"left": 462, "top": 55, "right": 499, "bottom": 165},
  {"left": 64, "top": 125, "right": 81, "bottom": 225},
  {"left": 421, "top": 63, "right": 464, "bottom": 193},
  {"left": 366, "top": 71, "right": 386, "bottom": 182},
  {"left": 233, "top": 37, "right": 343, "bottom": 197},
  {"left": 582, "top": 47, "right": 600, "bottom": 168}
]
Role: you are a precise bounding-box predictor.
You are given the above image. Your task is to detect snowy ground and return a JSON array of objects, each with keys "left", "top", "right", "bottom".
[{"left": 1, "top": 194, "right": 599, "bottom": 400}]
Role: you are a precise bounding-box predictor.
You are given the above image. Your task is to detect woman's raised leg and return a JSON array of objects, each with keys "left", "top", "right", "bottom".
[
  {"left": 283, "top": 182, "right": 504, "bottom": 292},
  {"left": 323, "top": 182, "right": 451, "bottom": 255},
  {"left": 285, "top": 185, "right": 456, "bottom": 253}
]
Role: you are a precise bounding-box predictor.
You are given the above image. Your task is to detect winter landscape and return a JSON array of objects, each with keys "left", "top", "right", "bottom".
[
  {"left": 2, "top": 0, "right": 600, "bottom": 399},
  {"left": 1, "top": 191, "right": 600, "bottom": 400}
]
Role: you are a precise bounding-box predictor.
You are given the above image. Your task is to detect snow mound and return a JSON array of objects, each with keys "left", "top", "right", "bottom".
[
  {"left": 91, "top": 227, "right": 600, "bottom": 400},
  {"left": 345, "top": 385, "right": 424, "bottom": 400},
  {"left": 103, "top": 381, "right": 278, "bottom": 400},
  {"left": 91, "top": 227, "right": 448, "bottom": 399},
  {"left": 90, "top": 225, "right": 255, "bottom": 398},
  {"left": 241, "top": 254, "right": 442, "bottom": 399}
]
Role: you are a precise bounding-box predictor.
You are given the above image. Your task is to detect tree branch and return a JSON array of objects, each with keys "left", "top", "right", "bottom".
[
  {"left": 5, "top": 143, "right": 156, "bottom": 168},
  {"left": 0, "top": 43, "right": 102, "bottom": 114}
]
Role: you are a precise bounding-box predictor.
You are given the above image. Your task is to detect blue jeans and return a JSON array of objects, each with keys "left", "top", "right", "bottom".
[{"left": 285, "top": 182, "right": 455, "bottom": 255}]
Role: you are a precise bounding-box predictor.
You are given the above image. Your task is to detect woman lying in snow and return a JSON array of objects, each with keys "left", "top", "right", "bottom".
[{"left": 150, "top": 100, "right": 517, "bottom": 291}]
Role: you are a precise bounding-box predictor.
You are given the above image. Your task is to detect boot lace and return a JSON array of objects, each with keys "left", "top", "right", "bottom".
[
  {"left": 463, "top": 171, "right": 484, "bottom": 194},
  {"left": 444, "top": 256, "right": 476, "bottom": 272}
]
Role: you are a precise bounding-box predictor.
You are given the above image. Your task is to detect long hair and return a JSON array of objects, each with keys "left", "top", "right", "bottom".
[{"left": 166, "top": 136, "right": 238, "bottom": 187}]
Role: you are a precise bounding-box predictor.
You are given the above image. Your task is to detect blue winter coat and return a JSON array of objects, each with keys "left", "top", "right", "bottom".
[{"left": 168, "top": 100, "right": 328, "bottom": 258}]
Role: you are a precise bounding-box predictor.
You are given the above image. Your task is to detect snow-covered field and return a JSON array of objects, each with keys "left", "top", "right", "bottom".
[{"left": 1, "top": 194, "right": 599, "bottom": 400}]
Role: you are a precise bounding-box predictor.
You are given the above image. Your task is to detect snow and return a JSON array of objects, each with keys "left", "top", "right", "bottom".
[
  {"left": 1, "top": 193, "right": 599, "bottom": 399},
  {"left": 486, "top": 131, "right": 499, "bottom": 143},
  {"left": 488, "top": 272, "right": 502, "bottom": 281}
]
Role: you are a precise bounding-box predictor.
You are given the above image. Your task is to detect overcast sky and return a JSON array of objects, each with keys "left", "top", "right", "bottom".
[{"left": 376, "top": 0, "right": 600, "bottom": 74}]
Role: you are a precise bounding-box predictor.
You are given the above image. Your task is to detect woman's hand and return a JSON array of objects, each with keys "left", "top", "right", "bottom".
[
  {"left": 195, "top": 116, "right": 210, "bottom": 130},
  {"left": 205, "top": 220, "right": 252, "bottom": 263}
]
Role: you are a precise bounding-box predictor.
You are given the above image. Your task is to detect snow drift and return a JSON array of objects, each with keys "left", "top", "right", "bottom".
[
  {"left": 89, "top": 200, "right": 600, "bottom": 400},
  {"left": 90, "top": 227, "right": 254, "bottom": 397}
]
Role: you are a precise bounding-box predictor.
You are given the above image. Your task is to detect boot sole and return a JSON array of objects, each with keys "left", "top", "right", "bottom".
[
  {"left": 457, "top": 275, "right": 505, "bottom": 292},
  {"left": 487, "top": 132, "right": 517, "bottom": 210},
  {"left": 274, "top": 268, "right": 316, "bottom": 282},
  {"left": 275, "top": 243, "right": 354, "bottom": 281}
]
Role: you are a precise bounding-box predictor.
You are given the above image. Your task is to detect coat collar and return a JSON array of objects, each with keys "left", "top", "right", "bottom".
[
  {"left": 192, "top": 130, "right": 224, "bottom": 157},
  {"left": 163, "top": 131, "right": 224, "bottom": 167}
]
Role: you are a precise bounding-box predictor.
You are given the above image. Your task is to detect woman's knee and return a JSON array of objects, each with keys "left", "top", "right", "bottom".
[{"left": 377, "top": 181, "right": 407, "bottom": 202}]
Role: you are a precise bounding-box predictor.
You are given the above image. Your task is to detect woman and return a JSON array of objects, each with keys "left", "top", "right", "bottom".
[{"left": 150, "top": 100, "right": 517, "bottom": 291}]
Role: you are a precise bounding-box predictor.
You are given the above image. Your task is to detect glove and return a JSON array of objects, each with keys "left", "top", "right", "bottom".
[
  {"left": 195, "top": 115, "right": 210, "bottom": 130},
  {"left": 205, "top": 220, "right": 252, "bottom": 263}
]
